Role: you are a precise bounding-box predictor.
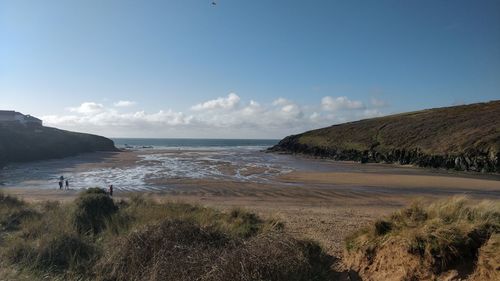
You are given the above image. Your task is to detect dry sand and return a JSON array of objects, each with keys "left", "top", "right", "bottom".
[{"left": 281, "top": 171, "right": 500, "bottom": 190}]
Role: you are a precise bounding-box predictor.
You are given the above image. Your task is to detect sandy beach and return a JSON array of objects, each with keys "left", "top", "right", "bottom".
[{"left": 2, "top": 150, "right": 499, "bottom": 256}]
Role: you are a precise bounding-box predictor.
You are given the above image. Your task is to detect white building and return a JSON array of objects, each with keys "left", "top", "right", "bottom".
[{"left": 0, "top": 110, "right": 43, "bottom": 126}]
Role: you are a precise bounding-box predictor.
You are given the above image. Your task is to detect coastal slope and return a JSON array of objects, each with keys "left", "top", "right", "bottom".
[
  {"left": 0, "top": 124, "right": 117, "bottom": 166},
  {"left": 270, "top": 101, "right": 500, "bottom": 172}
]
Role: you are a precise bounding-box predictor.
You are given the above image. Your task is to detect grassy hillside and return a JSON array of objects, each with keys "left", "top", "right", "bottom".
[
  {"left": 0, "top": 124, "right": 117, "bottom": 166},
  {"left": 270, "top": 101, "right": 500, "bottom": 172}
]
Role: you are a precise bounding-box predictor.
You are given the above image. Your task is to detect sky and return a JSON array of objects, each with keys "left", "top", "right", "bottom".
[{"left": 1, "top": 0, "right": 499, "bottom": 138}]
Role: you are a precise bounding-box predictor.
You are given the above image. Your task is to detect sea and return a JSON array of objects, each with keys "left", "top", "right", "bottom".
[
  {"left": 0, "top": 138, "right": 303, "bottom": 191},
  {"left": 112, "top": 138, "right": 280, "bottom": 150}
]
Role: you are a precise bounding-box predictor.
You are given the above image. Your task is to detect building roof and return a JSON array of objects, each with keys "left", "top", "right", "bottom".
[
  {"left": 0, "top": 111, "right": 42, "bottom": 123},
  {"left": 0, "top": 110, "right": 18, "bottom": 116}
]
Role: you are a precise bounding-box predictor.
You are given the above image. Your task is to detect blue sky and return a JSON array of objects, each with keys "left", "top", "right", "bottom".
[{"left": 1, "top": 0, "right": 499, "bottom": 138}]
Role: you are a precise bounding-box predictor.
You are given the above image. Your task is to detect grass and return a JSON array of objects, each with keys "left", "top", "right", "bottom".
[
  {"left": 300, "top": 101, "right": 500, "bottom": 155},
  {"left": 272, "top": 100, "right": 500, "bottom": 172},
  {"left": 0, "top": 193, "right": 40, "bottom": 233},
  {"left": 96, "top": 219, "right": 331, "bottom": 281},
  {"left": 72, "top": 188, "right": 118, "bottom": 235},
  {"left": 0, "top": 190, "right": 331, "bottom": 281},
  {"left": 345, "top": 196, "right": 500, "bottom": 280}
]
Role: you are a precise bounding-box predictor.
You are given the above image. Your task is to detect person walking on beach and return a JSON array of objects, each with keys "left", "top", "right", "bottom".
[
  {"left": 58, "top": 176, "right": 64, "bottom": 190},
  {"left": 109, "top": 184, "right": 113, "bottom": 196},
  {"left": 65, "top": 179, "right": 69, "bottom": 190}
]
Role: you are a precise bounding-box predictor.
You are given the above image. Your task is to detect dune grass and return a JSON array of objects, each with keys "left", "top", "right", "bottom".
[
  {"left": 345, "top": 196, "right": 500, "bottom": 280},
  {"left": 0, "top": 190, "right": 331, "bottom": 281},
  {"left": 0, "top": 193, "right": 40, "bottom": 233}
]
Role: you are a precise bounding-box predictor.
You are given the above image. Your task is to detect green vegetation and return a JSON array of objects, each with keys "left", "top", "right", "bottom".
[
  {"left": 0, "top": 190, "right": 332, "bottom": 281},
  {"left": 0, "top": 124, "right": 117, "bottom": 166},
  {"left": 271, "top": 101, "right": 500, "bottom": 172},
  {"left": 72, "top": 188, "right": 118, "bottom": 234},
  {"left": 345, "top": 196, "right": 500, "bottom": 280}
]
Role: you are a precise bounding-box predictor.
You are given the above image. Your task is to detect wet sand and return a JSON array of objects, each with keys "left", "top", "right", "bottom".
[{"left": 1, "top": 150, "right": 499, "bottom": 255}]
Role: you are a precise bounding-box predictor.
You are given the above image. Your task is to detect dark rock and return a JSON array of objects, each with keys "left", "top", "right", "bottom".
[
  {"left": 0, "top": 124, "right": 117, "bottom": 166},
  {"left": 269, "top": 140, "right": 498, "bottom": 173}
]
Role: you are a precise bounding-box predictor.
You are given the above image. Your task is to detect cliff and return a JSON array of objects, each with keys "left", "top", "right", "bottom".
[
  {"left": 270, "top": 101, "right": 500, "bottom": 173},
  {"left": 0, "top": 124, "right": 117, "bottom": 166}
]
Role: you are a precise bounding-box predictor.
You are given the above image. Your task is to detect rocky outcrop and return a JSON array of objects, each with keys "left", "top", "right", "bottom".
[
  {"left": 0, "top": 124, "right": 117, "bottom": 166},
  {"left": 269, "top": 101, "right": 500, "bottom": 173},
  {"left": 270, "top": 137, "right": 499, "bottom": 173}
]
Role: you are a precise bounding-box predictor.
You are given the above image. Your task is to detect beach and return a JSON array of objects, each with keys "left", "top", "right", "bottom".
[{"left": 2, "top": 148, "right": 499, "bottom": 256}]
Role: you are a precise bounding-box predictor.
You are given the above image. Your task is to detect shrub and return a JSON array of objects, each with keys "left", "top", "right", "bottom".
[
  {"left": 82, "top": 187, "right": 109, "bottom": 195},
  {"left": 72, "top": 189, "right": 118, "bottom": 235}
]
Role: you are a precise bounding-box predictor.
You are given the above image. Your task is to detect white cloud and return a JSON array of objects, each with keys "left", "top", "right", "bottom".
[
  {"left": 321, "top": 96, "right": 365, "bottom": 111},
  {"left": 114, "top": 100, "right": 136, "bottom": 107},
  {"left": 68, "top": 102, "right": 105, "bottom": 114},
  {"left": 42, "top": 94, "right": 389, "bottom": 138},
  {"left": 309, "top": 112, "right": 320, "bottom": 120},
  {"left": 191, "top": 93, "right": 240, "bottom": 111},
  {"left": 271, "top": 98, "right": 303, "bottom": 117},
  {"left": 272, "top": 97, "right": 292, "bottom": 106},
  {"left": 241, "top": 100, "right": 262, "bottom": 115},
  {"left": 48, "top": 104, "right": 192, "bottom": 129}
]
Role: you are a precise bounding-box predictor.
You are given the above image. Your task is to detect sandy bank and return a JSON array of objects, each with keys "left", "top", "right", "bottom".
[{"left": 280, "top": 171, "right": 500, "bottom": 190}]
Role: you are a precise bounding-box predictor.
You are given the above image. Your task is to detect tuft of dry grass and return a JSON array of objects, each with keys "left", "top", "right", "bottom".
[
  {"left": 95, "top": 219, "right": 332, "bottom": 281},
  {"left": 469, "top": 233, "right": 500, "bottom": 281},
  {"left": 345, "top": 196, "right": 500, "bottom": 280},
  {"left": 209, "top": 232, "right": 333, "bottom": 281},
  {"left": 95, "top": 219, "right": 230, "bottom": 281},
  {"left": 0, "top": 192, "right": 40, "bottom": 233}
]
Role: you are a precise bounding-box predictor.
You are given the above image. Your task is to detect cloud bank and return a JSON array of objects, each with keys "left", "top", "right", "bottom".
[
  {"left": 43, "top": 93, "right": 386, "bottom": 138},
  {"left": 191, "top": 93, "right": 240, "bottom": 111}
]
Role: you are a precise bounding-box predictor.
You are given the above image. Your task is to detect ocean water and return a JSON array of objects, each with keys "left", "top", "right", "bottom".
[
  {"left": 112, "top": 138, "right": 279, "bottom": 150},
  {"left": 0, "top": 138, "right": 292, "bottom": 191}
]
